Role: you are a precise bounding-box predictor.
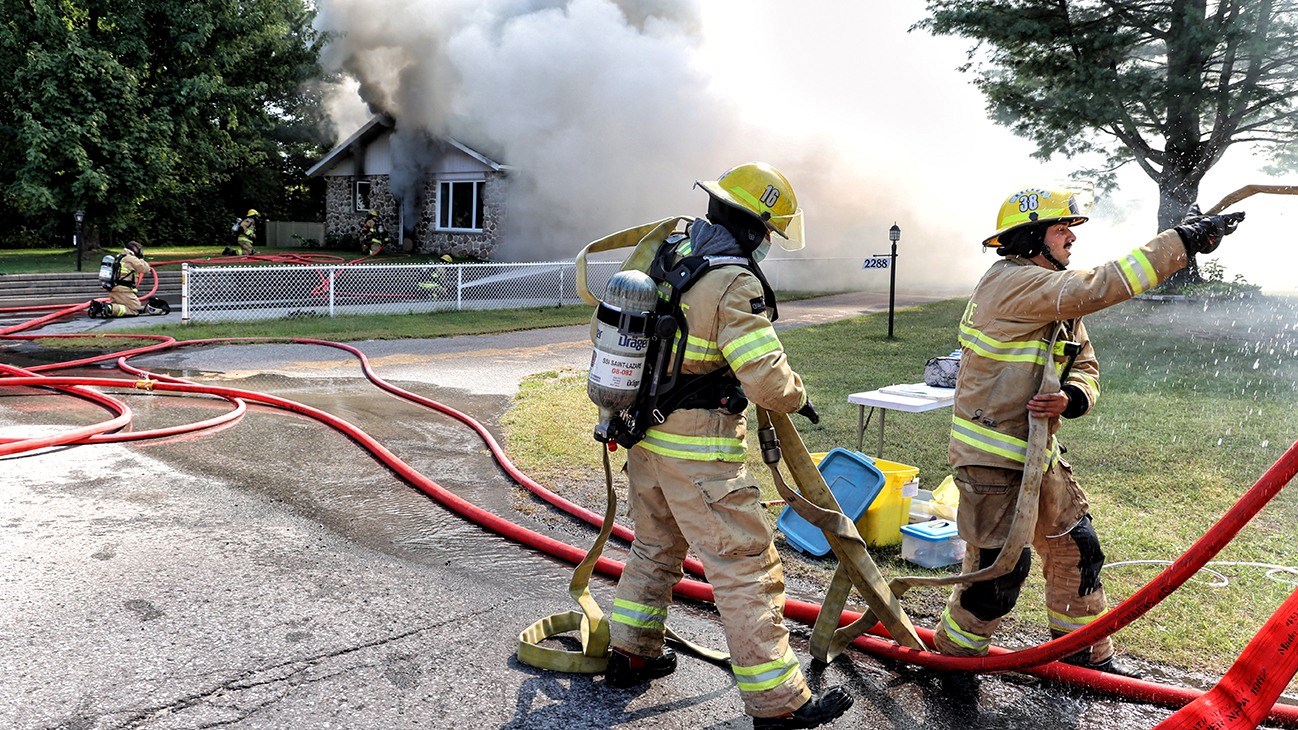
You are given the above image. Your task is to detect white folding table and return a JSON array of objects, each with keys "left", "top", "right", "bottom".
[{"left": 848, "top": 383, "right": 955, "bottom": 457}]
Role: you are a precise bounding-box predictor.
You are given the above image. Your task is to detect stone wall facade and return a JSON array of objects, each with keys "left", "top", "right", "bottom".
[{"left": 323, "top": 172, "right": 507, "bottom": 260}]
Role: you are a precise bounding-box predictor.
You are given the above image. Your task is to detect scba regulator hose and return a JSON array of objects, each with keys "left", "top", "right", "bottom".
[{"left": 3, "top": 323, "right": 1298, "bottom": 726}]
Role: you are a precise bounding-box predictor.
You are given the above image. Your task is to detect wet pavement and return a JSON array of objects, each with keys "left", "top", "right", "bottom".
[{"left": 0, "top": 292, "right": 1233, "bottom": 729}]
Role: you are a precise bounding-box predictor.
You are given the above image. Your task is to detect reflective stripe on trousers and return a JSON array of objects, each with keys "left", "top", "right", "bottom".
[{"left": 733, "top": 646, "right": 801, "bottom": 693}]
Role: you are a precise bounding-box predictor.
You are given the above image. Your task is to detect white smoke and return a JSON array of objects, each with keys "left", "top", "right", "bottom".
[
  {"left": 313, "top": 0, "right": 942, "bottom": 294},
  {"left": 314, "top": 1, "right": 1295, "bottom": 294}
]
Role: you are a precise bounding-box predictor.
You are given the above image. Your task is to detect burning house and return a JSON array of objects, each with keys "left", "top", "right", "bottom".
[{"left": 307, "top": 115, "right": 508, "bottom": 259}]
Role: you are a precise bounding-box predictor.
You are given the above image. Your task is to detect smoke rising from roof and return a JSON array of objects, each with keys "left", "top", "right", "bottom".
[
  {"left": 315, "top": 1, "right": 1294, "bottom": 294},
  {"left": 313, "top": 0, "right": 947, "bottom": 294}
]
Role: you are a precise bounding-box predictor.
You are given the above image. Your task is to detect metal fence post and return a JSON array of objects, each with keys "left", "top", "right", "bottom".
[
  {"left": 181, "top": 262, "right": 189, "bottom": 324},
  {"left": 556, "top": 266, "right": 563, "bottom": 307},
  {"left": 329, "top": 267, "right": 336, "bottom": 317},
  {"left": 457, "top": 266, "right": 463, "bottom": 311}
]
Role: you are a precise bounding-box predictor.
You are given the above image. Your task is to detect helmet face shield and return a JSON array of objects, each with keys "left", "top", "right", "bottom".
[{"left": 770, "top": 208, "right": 804, "bottom": 251}]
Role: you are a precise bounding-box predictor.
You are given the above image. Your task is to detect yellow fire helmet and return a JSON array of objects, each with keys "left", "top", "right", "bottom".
[
  {"left": 246, "top": 209, "right": 260, "bottom": 218},
  {"left": 983, "top": 185, "right": 1093, "bottom": 247},
  {"left": 696, "top": 162, "right": 805, "bottom": 251}
]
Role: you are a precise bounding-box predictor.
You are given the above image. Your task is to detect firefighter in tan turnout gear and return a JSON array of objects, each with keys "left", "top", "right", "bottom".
[
  {"left": 88, "top": 240, "right": 151, "bottom": 318},
  {"left": 932, "top": 186, "right": 1246, "bottom": 677},
  {"left": 606, "top": 163, "right": 853, "bottom": 729}
]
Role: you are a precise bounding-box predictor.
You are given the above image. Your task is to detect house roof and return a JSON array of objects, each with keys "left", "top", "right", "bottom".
[{"left": 306, "top": 115, "right": 504, "bottom": 177}]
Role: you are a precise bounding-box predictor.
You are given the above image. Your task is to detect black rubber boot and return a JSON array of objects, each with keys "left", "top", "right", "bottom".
[
  {"left": 87, "top": 300, "right": 106, "bottom": 318},
  {"left": 605, "top": 648, "right": 677, "bottom": 688},
  {"left": 752, "top": 686, "right": 853, "bottom": 729},
  {"left": 1062, "top": 653, "right": 1144, "bottom": 679}
]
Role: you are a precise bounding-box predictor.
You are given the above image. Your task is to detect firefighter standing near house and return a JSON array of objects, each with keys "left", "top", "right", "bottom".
[
  {"left": 605, "top": 162, "right": 853, "bottom": 730},
  {"left": 932, "top": 185, "right": 1245, "bottom": 677},
  {"left": 360, "top": 210, "right": 388, "bottom": 256},
  {"left": 233, "top": 209, "right": 260, "bottom": 256},
  {"left": 89, "top": 240, "right": 150, "bottom": 318}
]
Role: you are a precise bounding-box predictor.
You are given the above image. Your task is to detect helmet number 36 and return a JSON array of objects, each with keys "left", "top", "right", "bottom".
[{"left": 760, "top": 185, "right": 781, "bottom": 208}]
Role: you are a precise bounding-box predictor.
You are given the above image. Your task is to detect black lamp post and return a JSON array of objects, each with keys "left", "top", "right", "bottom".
[
  {"left": 74, "top": 209, "right": 86, "bottom": 272},
  {"left": 887, "top": 223, "right": 901, "bottom": 339}
]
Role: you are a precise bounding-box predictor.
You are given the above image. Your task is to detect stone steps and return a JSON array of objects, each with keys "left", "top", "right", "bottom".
[{"left": 0, "top": 270, "right": 183, "bottom": 307}]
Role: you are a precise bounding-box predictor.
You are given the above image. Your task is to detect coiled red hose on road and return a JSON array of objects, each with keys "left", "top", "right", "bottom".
[{"left": 4, "top": 322, "right": 1297, "bottom": 725}]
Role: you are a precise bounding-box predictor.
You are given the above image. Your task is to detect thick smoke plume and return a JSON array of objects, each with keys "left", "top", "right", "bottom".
[{"left": 313, "top": 0, "right": 949, "bottom": 293}]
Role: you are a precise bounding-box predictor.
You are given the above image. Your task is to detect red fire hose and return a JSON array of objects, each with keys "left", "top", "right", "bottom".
[{"left": 4, "top": 319, "right": 1298, "bottom": 725}]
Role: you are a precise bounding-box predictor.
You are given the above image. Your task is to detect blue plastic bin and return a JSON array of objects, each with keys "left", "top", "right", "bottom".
[{"left": 777, "top": 447, "right": 886, "bottom": 556}]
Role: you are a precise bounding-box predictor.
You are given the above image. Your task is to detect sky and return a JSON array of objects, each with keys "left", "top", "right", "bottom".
[{"left": 317, "top": 0, "right": 1296, "bottom": 294}]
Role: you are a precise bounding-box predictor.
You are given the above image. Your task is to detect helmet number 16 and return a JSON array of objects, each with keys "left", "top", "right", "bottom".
[{"left": 760, "top": 185, "right": 781, "bottom": 208}]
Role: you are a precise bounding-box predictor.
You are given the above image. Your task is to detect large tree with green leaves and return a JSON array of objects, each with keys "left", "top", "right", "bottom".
[
  {"left": 0, "top": 0, "right": 331, "bottom": 251},
  {"left": 920, "top": 0, "right": 1298, "bottom": 282}
]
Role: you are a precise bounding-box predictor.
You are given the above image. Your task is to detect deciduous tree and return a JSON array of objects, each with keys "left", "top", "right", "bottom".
[
  {"left": 0, "top": 0, "right": 330, "bottom": 251},
  {"left": 919, "top": 0, "right": 1298, "bottom": 282}
]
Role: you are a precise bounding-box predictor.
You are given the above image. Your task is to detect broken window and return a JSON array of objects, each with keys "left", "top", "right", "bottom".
[
  {"left": 437, "top": 180, "right": 485, "bottom": 231},
  {"left": 354, "top": 180, "right": 371, "bottom": 212}
]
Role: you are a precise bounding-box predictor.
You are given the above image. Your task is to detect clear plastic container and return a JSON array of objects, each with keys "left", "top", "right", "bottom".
[{"left": 900, "top": 519, "right": 966, "bottom": 568}]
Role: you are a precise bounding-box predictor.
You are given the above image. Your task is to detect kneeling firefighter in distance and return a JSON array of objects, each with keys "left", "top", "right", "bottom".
[
  {"left": 90, "top": 240, "right": 169, "bottom": 318},
  {"left": 586, "top": 161, "right": 853, "bottom": 729}
]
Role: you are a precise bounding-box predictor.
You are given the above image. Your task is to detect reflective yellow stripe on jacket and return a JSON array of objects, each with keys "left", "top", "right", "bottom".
[
  {"left": 958, "top": 324, "right": 1052, "bottom": 366},
  {"left": 722, "top": 327, "right": 782, "bottom": 369},
  {"left": 680, "top": 334, "right": 724, "bottom": 364},
  {"left": 951, "top": 416, "right": 1059, "bottom": 466},
  {"left": 1116, "top": 248, "right": 1157, "bottom": 295},
  {"left": 732, "top": 647, "right": 800, "bottom": 693},
  {"left": 639, "top": 430, "right": 747, "bottom": 462}
]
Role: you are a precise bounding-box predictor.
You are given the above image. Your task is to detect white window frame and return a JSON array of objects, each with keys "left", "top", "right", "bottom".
[
  {"left": 354, "top": 180, "right": 371, "bottom": 213},
  {"left": 436, "top": 178, "right": 485, "bottom": 232}
]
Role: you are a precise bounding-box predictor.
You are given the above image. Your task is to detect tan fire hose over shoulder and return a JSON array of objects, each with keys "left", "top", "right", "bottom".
[{"left": 575, "top": 216, "right": 691, "bottom": 305}]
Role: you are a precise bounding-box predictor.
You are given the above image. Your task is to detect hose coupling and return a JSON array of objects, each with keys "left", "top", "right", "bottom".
[{"left": 758, "top": 426, "right": 781, "bottom": 464}]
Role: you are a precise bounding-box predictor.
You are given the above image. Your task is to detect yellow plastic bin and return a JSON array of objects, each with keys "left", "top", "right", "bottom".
[
  {"left": 808, "top": 452, "right": 919, "bottom": 546},
  {"left": 860, "top": 457, "right": 920, "bottom": 547}
]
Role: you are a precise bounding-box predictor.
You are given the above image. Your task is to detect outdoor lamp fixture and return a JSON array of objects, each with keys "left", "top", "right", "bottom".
[
  {"left": 887, "top": 223, "right": 901, "bottom": 339},
  {"left": 74, "top": 209, "right": 86, "bottom": 272}
]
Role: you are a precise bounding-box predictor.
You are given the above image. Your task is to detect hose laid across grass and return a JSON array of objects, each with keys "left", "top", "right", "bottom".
[{"left": 4, "top": 320, "right": 1298, "bottom": 725}]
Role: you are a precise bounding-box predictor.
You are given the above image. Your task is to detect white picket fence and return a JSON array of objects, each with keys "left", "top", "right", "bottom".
[{"left": 178, "top": 258, "right": 853, "bottom": 323}]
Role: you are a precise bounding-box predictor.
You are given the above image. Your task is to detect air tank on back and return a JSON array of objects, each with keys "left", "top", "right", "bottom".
[{"left": 588, "top": 269, "right": 657, "bottom": 442}]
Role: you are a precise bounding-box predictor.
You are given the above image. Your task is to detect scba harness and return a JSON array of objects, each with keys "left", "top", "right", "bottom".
[{"left": 595, "top": 234, "right": 778, "bottom": 449}]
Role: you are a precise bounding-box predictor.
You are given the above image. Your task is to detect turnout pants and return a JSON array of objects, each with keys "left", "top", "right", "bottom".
[
  {"left": 107, "top": 286, "right": 143, "bottom": 317},
  {"left": 611, "top": 446, "right": 811, "bottom": 718},
  {"left": 932, "top": 462, "right": 1113, "bottom": 663}
]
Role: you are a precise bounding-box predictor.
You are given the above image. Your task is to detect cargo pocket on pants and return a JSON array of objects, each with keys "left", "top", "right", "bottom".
[{"left": 695, "top": 475, "right": 771, "bottom": 557}]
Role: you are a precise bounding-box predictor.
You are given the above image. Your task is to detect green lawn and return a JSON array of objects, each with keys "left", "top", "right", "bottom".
[{"left": 502, "top": 294, "right": 1298, "bottom": 677}]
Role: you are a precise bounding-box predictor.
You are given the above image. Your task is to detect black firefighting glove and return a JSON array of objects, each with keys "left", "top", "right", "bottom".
[
  {"left": 796, "top": 398, "right": 820, "bottom": 425},
  {"left": 1174, "top": 210, "right": 1245, "bottom": 256}
]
